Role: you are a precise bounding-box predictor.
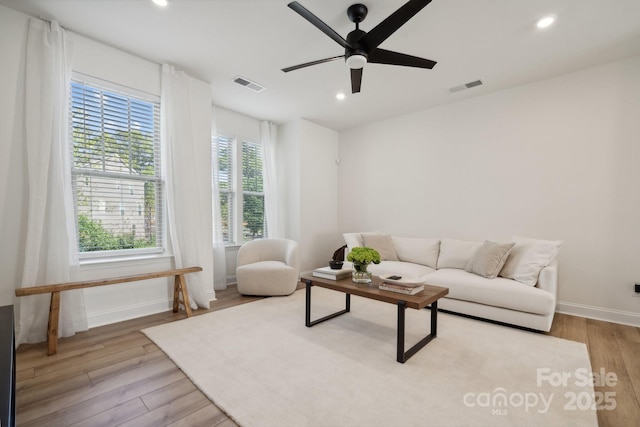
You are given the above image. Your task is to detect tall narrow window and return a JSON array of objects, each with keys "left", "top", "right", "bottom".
[
  {"left": 213, "top": 135, "right": 266, "bottom": 245},
  {"left": 70, "top": 76, "right": 163, "bottom": 256}
]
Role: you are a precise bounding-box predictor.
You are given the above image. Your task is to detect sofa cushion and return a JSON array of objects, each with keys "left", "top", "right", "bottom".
[
  {"left": 465, "top": 241, "right": 515, "bottom": 279},
  {"left": 437, "top": 239, "right": 482, "bottom": 269},
  {"left": 368, "top": 261, "right": 436, "bottom": 278},
  {"left": 424, "top": 269, "right": 555, "bottom": 316},
  {"left": 499, "top": 236, "right": 563, "bottom": 286},
  {"left": 391, "top": 236, "right": 440, "bottom": 268},
  {"left": 362, "top": 233, "right": 399, "bottom": 261}
]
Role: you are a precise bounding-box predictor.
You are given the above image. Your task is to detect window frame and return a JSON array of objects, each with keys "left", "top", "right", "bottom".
[{"left": 69, "top": 73, "right": 165, "bottom": 259}]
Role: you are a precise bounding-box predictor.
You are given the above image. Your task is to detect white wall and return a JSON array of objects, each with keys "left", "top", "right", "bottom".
[
  {"left": 0, "top": 7, "right": 214, "bottom": 328},
  {"left": 280, "top": 119, "right": 340, "bottom": 271},
  {"left": 339, "top": 55, "right": 640, "bottom": 326},
  {"left": 216, "top": 107, "right": 260, "bottom": 142}
]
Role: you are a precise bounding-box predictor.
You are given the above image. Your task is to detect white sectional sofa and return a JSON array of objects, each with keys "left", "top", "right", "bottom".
[{"left": 343, "top": 233, "right": 562, "bottom": 332}]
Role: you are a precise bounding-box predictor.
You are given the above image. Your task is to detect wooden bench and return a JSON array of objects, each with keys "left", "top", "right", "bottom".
[{"left": 15, "top": 266, "right": 202, "bottom": 355}]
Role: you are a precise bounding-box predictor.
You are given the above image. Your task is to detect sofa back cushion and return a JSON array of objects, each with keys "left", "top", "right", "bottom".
[
  {"left": 499, "top": 236, "right": 563, "bottom": 286},
  {"left": 465, "top": 241, "right": 516, "bottom": 279},
  {"left": 361, "top": 233, "right": 399, "bottom": 261},
  {"left": 391, "top": 237, "right": 440, "bottom": 269},
  {"left": 437, "top": 239, "right": 482, "bottom": 269}
]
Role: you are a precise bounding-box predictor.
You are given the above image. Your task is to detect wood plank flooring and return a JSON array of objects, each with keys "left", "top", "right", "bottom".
[{"left": 16, "top": 286, "right": 640, "bottom": 426}]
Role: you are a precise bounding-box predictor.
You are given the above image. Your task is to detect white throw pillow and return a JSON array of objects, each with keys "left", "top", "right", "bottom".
[
  {"left": 342, "top": 233, "right": 364, "bottom": 250},
  {"left": 362, "top": 233, "right": 399, "bottom": 261},
  {"left": 465, "top": 241, "right": 516, "bottom": 279},
  {"left": 499, "top": 236, "right": 563, "bottom": 286},
  {"left": 392, "top": 236, "right": 440, "bottom": 269},
  {"left": 437, "top": 239, "right": 483, "bottom": 269},
  {"left": 342, "top": 231, "right": 383, "bottom": 251}
]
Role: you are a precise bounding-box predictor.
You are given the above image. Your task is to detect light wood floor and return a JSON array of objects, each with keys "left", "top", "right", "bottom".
[{"left": 15, "top": 285, "right": 640, "bottom": 426}]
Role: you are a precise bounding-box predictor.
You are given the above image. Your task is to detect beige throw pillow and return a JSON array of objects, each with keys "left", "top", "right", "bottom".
[
  {"left": 362, "top": 234, "right": 399, "bottom": 261},
  {"left": 465, "top": 241, "right": 515, "bottom": 279},
  {"left": 499, "top": 236, "right": 563, "bottom": 286}
]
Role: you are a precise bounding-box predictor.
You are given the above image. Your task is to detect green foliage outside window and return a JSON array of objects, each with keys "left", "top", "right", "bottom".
[{"left": 77, "top": 214, "right": 155, "bottom": 252}]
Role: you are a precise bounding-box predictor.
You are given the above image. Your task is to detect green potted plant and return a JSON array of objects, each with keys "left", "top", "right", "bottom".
[{"left": 347, "top": 247, "right": 380, "bottom": 284}]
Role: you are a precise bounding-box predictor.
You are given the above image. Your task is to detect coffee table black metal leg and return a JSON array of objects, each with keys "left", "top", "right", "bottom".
[
  {"left": 397, "top": 301, "right": 406, "bottom": 362},
  {"left": 305, "top": 279, "right": 351, "bottom": 327},
  {"left": 397, "top": 300, "right": 439, "bottom": 363},
  {"left": 431, "top": 300, "right": 438, "bottom": 337}
]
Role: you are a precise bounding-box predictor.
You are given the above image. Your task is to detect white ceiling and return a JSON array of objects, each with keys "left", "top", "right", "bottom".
[{"left": 2, "top": 0, "right": 640, "bottom": 130}]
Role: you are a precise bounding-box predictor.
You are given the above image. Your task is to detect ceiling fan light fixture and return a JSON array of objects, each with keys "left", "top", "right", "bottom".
[
  {"left": 346, "top": 54, "right": 367, "bottom": 70},
  {"left": 152, "top": 0, "right": 168, "bottom": 6}
]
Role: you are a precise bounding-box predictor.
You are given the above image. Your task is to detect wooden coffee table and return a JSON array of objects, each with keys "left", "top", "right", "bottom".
[{"left": 300, "top": 273, "right": 449, "bottom": 363}]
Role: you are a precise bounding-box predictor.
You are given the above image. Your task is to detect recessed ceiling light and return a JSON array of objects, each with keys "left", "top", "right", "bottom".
[
  {"left": 152, "top": 0, "right": 168, "bottom": 7},
  {"left": 536, "top": 16, "right": 555, "bottom": 29},
  {"left": 336, "top": 93, "right": 346, "bottom": 100}
]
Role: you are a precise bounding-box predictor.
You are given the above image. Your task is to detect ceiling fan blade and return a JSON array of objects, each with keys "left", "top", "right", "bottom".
[
  {"left": 351, "top": 68, "right": 363, "bottom": 93},
  {"left": 288, "top": 2, "right": 351, "bottom": 49},
  {"left": 361, "top": 0, "right": 432, "bottom": 52},
  {"left": 282, "top": 55, "right": 345, "bottom": 72},
  {"left": 368, "top": 48, "right": 437, "bottom": 69}
]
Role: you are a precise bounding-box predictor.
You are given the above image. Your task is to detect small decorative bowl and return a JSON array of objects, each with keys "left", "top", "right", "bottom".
[{"left": 329, "top": 260, "right": 344, "bottom": 270}]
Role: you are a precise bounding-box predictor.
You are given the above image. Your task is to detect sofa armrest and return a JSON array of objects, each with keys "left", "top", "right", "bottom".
[{"left": 536, "top": 260, "right": 558, "bottom": 299}]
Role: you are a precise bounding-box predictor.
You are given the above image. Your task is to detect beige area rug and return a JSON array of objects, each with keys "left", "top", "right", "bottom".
[{"left": 142, "top": 287, "right": 598, "bottom": 427}]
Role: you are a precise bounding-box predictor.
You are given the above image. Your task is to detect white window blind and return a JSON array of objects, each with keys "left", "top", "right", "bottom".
[
  {"left": 70, "top": 75, "right": 164, "bottom": 256},
  {"left": 214, "top": 135, "right": 235, "bottom": 244}
]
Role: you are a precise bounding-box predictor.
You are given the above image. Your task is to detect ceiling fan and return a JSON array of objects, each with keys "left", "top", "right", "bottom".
[{"left": 282, "top": 0, "right": 437, "bottom": 94}]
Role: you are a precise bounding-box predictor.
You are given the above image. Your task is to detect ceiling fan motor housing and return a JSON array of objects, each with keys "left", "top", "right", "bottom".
[{"left": 346, "top": 29, "right": 368, "bottom": 67}]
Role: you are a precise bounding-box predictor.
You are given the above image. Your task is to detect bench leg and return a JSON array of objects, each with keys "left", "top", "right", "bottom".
[
  {"left": 172, "top": 278, "right": 180, "bottom": 313},
  {"left": 47, "top": 291, "right": 61, "bottom": 355},
  {"left": 173, "top": 275, "right": 193, "bottom": 318}
]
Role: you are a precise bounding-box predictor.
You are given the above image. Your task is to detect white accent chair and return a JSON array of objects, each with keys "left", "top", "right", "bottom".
[{"left": 236, "top": 238, "right": 300, "bottom": 296}]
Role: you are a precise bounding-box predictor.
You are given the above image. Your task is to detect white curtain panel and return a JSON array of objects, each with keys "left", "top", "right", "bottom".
[
  {"left": 161, "top": 64, "right": 213, "bottom": 309},
  {"left": 211, "top": 108, "right": 227, "bottom": 289},
  {"left": 260, "top": 121, "right": 280, "bottom": 238},
  {"left": 18, "top": 19, "right": 88, "bottom": 345}
]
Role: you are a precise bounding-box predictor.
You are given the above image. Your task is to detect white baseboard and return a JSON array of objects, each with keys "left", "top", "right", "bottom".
[
  {"left": 87, "top": 290, "right": 217, "bottom": 328},
  {"left": 556, "top": 301, "right": 640, "bottom": 327}
]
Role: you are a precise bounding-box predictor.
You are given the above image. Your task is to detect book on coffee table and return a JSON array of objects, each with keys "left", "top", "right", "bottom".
[
  {"left": 312, "top": 266, "right": 353, "bottom": 281},
  {"left": 379, "top": 282, "right": 425, "bottom": 295},
  {"left": 379, "top": 274, "right": 424, "bottom": 287}
]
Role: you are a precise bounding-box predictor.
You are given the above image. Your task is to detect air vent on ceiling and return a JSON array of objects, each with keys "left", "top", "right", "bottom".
[
  {"left": 232, "top": 76, "right": 266, "bottom": 93},
  {"left": 449, "top": 79, "right": 483, "bottom": 93}
]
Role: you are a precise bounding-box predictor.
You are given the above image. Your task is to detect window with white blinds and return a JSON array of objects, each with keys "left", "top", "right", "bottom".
[
  {"left": 70, "top": 75, "right": 164, "bottom": 257},
  {"left": 241, "top": 140, "right": 265, "bottom": 242},
  {"left": 213, "top": 135, "right": 266, "bottom": 245}
]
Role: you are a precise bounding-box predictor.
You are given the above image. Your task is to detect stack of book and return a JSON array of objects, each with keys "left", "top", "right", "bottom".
[
  {"left": 312, "top": 266, "right": 353, "bottom": 280},
  {"left": 379, "top": 280, "right": 424, "bottom": 295}
]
